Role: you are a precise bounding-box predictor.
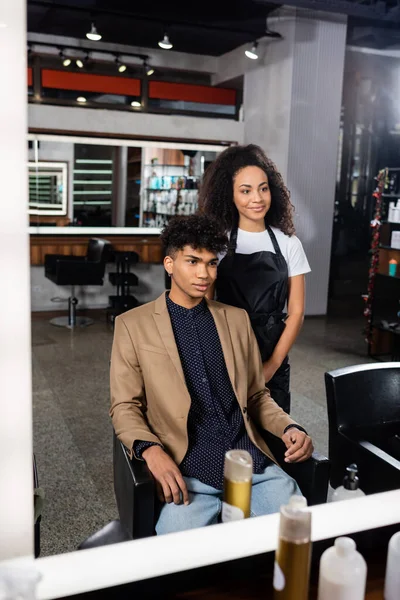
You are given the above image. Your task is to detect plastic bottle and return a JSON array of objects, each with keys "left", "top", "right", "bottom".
[
  {"left": 331, "top": 464, "right": 365, "bottom": 502},
  {"left": 384, "top": 530, "right": 400, "bottom": 600},
  {"left": 389, "top": 202, "right": 395, "bottom": 222},
  {"left": 317, "top": 537, "right": 367, "bottom": 600},
  {"left": 273, "top": 495, "right": 312, "bottom": 600},
  {"left": 389, "top": 259, "right": 397, "bottom": 277},
  {"left": 221, "top": 450, "right": 252, "bottom": 522}
]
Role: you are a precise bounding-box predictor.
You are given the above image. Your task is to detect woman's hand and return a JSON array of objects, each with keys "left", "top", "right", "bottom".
[{"left": 263, "top": 357, "right": 280, "bottom": 384}]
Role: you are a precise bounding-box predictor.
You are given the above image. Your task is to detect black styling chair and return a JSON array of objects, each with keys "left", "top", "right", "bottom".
[
  {"left": 44, "top": 238, "right": 111, "bottom": 328},
  {"left": 113, "top": 430, "right": 330, "bottom": 539},
  {"left": 78, "top": 520, "right": 132, "bottom": 550},
  {"left": 325, "top": 362, "right": 400, "bottom": 493}
]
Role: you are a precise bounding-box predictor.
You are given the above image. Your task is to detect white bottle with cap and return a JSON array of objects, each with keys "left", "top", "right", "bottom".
[
  {"left": 331, "top": 464, "right": 365, "bottom": 502},
  {"left": 317, "top": 537, "right": 367, "bottom": 600},
  {"left": 384, "top": 530, "right": 400, "bottom": 600}
]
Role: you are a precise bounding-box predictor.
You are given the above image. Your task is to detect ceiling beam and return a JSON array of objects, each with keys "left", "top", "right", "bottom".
[{"left": 255, "top": 0, "right": 388, "bottom": 20}]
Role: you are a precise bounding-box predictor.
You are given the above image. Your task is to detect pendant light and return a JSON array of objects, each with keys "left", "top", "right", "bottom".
[
  {"left": 86, "top": 22, "right": 102, "bottom": 42},
  {"left": 245, "top": 42, "right": 258, "bottom": 60},
  {"left": 158, "top": 33, "right": 173, "bottom": 50}
]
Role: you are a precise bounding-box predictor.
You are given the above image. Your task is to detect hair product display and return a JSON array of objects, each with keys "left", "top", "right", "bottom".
[
  {"left": 317, "top": 537, "right": 367, "bottom": 600},
  {"left": 221, "top": 450, "right": 252, "bottom": 522},
  {"left": 273, "top": 495, "right": 312, "bottom": 600}
]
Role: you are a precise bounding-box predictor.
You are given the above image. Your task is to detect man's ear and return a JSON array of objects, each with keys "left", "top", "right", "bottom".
[{"left": 164, "top": 255, "right": 173, "bottom": 276}]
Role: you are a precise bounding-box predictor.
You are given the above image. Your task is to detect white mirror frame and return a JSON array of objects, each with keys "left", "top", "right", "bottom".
[
  {"left": 28, "top": 161, "right": 68, "bottom": 215},
  {"left": 1, "top": 3, "right": 400, "bottom": 599}
]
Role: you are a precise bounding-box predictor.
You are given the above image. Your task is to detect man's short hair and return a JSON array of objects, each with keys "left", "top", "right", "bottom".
[{"left": 160, "top": 215, "right": 228, "bottom": 258}]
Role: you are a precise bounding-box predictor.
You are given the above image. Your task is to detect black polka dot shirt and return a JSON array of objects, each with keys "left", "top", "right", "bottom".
[{"left": 135, "top": 294, "right": 269, "bottom": 490}]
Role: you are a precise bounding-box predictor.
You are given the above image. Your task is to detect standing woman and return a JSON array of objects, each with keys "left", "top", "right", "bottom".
[{"left": 199, "top": 144, "right": 310, "bottom": 414}]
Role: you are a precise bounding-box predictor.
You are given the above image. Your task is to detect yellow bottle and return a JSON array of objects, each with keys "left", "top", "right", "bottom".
[
  {"left": 222, "top": 450, "right": 253, "bottom": 521},
  {"left": 273, "top": 495, "right": 312, "bottom": 600}
]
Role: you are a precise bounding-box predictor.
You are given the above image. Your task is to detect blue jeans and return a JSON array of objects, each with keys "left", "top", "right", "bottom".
[{"left": 155, "top": 463, "right": 301, "bottom": 535}]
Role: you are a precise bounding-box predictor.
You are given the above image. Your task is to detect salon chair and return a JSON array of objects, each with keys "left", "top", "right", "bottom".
[
  {"left": 325, "top": 362, "right": 400, "bottom": 493},
  {"left": 44, "top": 238, "right": 111, "bottom": 328},
  {"left": 78, "top": 520, "right": 132, "bottom": 550},
  {"left": 113, "top": 430, "right": 330, "bottom": 540}
]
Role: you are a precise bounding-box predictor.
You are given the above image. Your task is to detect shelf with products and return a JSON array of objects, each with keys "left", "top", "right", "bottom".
[{"left": 365, "top": 168, "right": 400, "bottom": 360}]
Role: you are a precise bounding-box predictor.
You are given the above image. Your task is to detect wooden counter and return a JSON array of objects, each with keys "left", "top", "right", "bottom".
[{"left": 30, "top": 234, "right": 163, "bottom": 265}]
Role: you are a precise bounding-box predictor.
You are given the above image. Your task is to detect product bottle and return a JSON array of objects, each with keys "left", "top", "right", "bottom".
[
  {"left": 273, "top": 495, "right": 312, "bottom": 600},
  {"left": 331, "top": 464, "right": 365, "bottom": 502},
  {"left": 384, "top": 530, "right": 400, "bottom": 600},
  {"left": 389, "top": 259, "right": 398, "bottom": 277},
  {"left": 221, "top": 450, "right": 252, "bottom": 522},
  {"left": 317, "top": 537, "right": 367, "bottom": 600},
  {"left": 389, "top": 202, "right": 395, "bottom": 222}
]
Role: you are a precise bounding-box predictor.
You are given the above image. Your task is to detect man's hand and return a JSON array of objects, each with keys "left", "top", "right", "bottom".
[
  {"left": 282, "top": 428, "right": 314, "bottom": 463},
  {"left": 142, "top": 445, "right": 190, "bottom": 505},
  {"left": 263, "top": 357, "right": 280, "bottom": 384}
]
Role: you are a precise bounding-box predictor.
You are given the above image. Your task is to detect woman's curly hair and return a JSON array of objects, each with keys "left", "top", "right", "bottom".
[
  {"left": 198, "top": 144, "right": 295, "bottom": 236},
  {"left": 160, "top": 214, "right": 228, "bottom": 257}
]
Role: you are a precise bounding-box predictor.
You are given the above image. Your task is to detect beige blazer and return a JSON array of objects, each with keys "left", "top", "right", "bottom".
[{"left": 110, "top": 293, "right": 297, "bottom": 465}]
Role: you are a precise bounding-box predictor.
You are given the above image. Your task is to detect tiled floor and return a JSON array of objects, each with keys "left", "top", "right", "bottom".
[{"left": 31, "top": 311, "right": 374, "bottom": 556}]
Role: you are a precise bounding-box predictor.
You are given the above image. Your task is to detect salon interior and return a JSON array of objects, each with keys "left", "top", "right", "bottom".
[{"left": 1, "top": 0, "right": 400, "bottom": 598}]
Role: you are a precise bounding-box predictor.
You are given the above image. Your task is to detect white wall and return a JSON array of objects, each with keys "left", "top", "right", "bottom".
[
  {"left": 244, "top": 9, "right": 347, "bottom": 315},
  {"left": 0, "top": 0, "right": 34, "bottom": 560},
  {"left": 28, "top": 104, "right": 244, "bottom": 144},
  {"left": 31, "top": 263, "right": 165, "bottom": 312}
]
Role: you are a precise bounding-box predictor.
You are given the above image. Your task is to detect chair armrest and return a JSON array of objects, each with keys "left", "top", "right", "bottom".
[
  {"left": 262, "top": 431, "right": 330, "bottom": 506},
  {"left": 78, "top": 520, "right": 132, "bottom": 550},
  {"left": 113, "top": 433, "right": 155, "bottom": 539}
]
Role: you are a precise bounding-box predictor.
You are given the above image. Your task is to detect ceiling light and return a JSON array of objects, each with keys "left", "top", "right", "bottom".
[
  {"left": 77, "top": 96, "right": 87, "bottom": 103},
  {"left": 131, "top": 101, "right": 141, "bottom": 107},
  {"left": 115, "top": 57, "right": 127, "bottom": 73},
  {"left": 158, "top": 33, "right": 173, "bottom": 50},
  {"left": 245, "top": 42, "right": 258, "bottom": 60},
  {"left": 59, "top": 50, "right": 71, "bottom": 67},
  {"left": 86, "top": 22, "right": 102, "bottom": 41},
  {"left": 76, "top": 58, "right": 84, "bottom": 68}
]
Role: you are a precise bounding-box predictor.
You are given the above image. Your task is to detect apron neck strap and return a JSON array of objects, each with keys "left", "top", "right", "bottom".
[
  {"left": 266, "top": 225, "right": 283, "bottom": 257},
  {"left": 229, "top": 224, "right": 283, "bottom": 257}
]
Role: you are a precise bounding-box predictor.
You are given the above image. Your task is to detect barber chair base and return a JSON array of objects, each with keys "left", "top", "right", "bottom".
[{"left": 50, "top": 316, "right": 94, "bottom": 329}]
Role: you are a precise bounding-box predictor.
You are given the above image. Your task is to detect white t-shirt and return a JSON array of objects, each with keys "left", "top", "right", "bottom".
[{"left": 219, "top": 226, "right": 311, "bottom": 278}]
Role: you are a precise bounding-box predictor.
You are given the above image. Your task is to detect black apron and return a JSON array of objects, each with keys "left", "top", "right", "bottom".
[{"left": 216, "top": 226, "right": 291, "bottom": 413}]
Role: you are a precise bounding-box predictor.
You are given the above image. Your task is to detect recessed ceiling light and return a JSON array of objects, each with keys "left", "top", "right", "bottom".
[
  {"left": 158, "top": 33, "right": 173, "bottom": 50},
  {"left": 131, "top": 101, "right": 141, "bottom": 107},
  {"left": 77, "top": 96, "right": 87, "bottom": 103},
  {"left": 245, "top": 42, "right": 258, "bottom": 60},
  {"left": 86, "top": 22, "right": 102, "bottom": 41}
]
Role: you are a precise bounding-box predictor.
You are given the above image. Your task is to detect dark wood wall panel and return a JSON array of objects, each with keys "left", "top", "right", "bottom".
[{"left": 30, "top": 235, "right": 163, "bottom": 265}]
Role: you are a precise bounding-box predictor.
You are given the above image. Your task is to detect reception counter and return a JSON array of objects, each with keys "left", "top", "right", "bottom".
[{"left": 29, "top": 227, "right": 163, "bottom": 265}]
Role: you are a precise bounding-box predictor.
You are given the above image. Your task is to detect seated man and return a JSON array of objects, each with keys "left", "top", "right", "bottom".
[{"left": 110, "top": 215, "right": 313, "bottom": 535}]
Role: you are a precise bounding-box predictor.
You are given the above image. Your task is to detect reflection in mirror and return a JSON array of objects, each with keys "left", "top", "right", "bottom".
[{"left": 28, "top": 161, "right": 68, "bottom": 216}]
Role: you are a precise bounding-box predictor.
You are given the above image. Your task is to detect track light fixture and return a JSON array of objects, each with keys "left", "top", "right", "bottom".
[
  {"left": 245, "top": 42, "right": 258, "bottom": 60},
  {"left": 131, "top": 101, "right": 141, "bottom": 107},
  {"left": 86, "top": 22, "right": 102, "bottom": 41},
  {"left": 115, "top": 56, "right": 127, "bottom": 73},
  {"left": 144, "top": 61, "right": 154, "bottom": 76},
  {"left": 158, "top": 33, "right": 173, "bottom": 50},
  {"left": 59, "top": 50, "right": 71, "bottom": 67}
]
